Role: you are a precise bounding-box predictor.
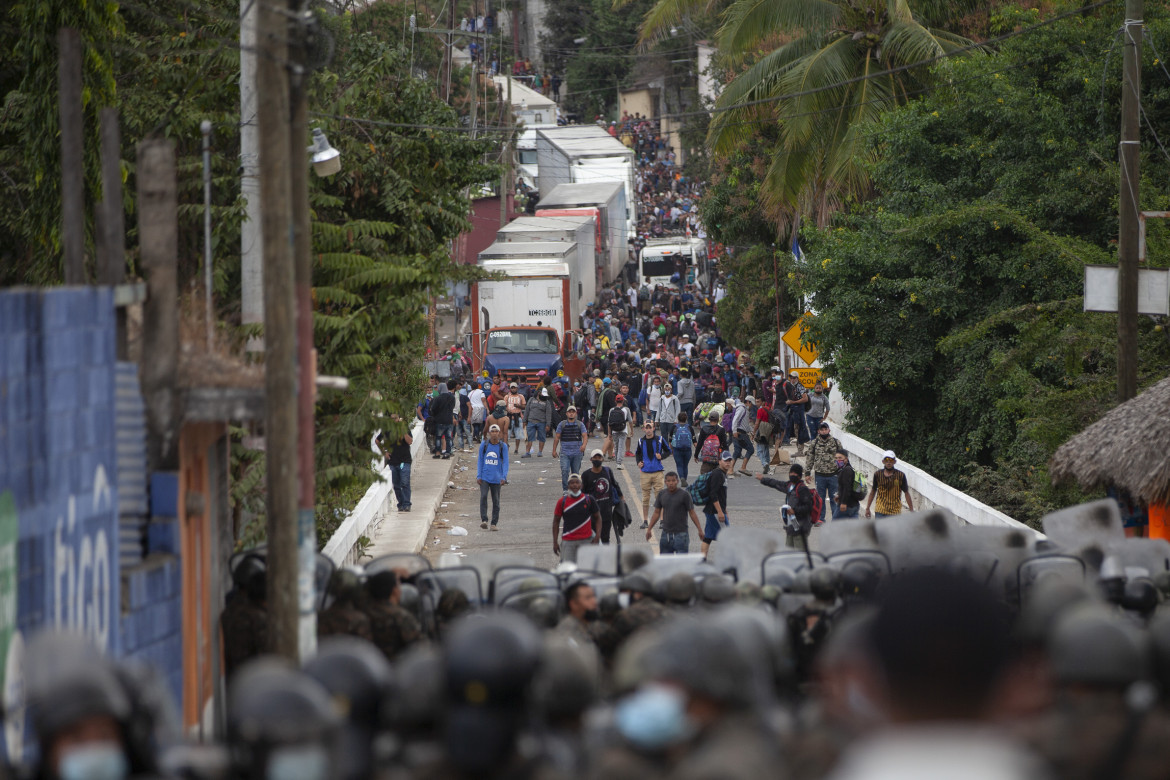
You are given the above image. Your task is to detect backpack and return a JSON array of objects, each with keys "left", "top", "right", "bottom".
[
  {"left": 699, "top": 432, "right": 722, "bottom": 463},
  {"left": 853, "top": 467, "right": 867, "bottom": 496},
  {"left": 687, "top": 472, "right": 713, "bottom": 505},
  {"left": 671, "top": 424, "right": 692, "bottom": 450},
  {"left": 608, "top": 406, "right": 627, "bottom": 431},
  {"left": 768, "top": 406, "right": 787, "bottom": 428},
  {"left": 808, "top": 484, "right": 824, "bottom": 525},
  {"left": 720, "top": 411, "right": 733, "bottom": 432}
]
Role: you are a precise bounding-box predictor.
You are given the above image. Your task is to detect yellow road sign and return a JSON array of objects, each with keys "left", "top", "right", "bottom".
[
  {"left": 793, "top": 368, "right": 822, "bottom": 389},
  {"left": 781, "top": 315, "right": 818, "bottom": 366}
]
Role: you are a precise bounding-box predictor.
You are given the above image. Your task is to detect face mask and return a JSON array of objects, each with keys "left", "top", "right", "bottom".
[
  {"left": 819, "top": 431, "right": 829, "bottom": 438},
  {"left": 592, "top": 460, "right": 603, "bottom": 468},
  {"left": 789, "top": 474, "right": 800, "bottom": 483},
  {"left": 267, "top": 746, "right": 329, "bottom": 780},
  {"left": 569, "top": 489, "right": 582, "bottom": 497},
  {"left": 59, "top": 744, "right": 128, "bottom": 780},
  {"left": 815, "top": 390, "right": 823, "bottom": 395},
  {"left": 615, "top": 684, "right": 696, "bottom": 750},
  {"left": 618, "top": 592, "right": 631, "bottom": 609}
]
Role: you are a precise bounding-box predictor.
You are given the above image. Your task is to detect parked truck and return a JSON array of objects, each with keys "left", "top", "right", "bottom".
[
  {"left": 468, "top": 241, "right": 586, "bottom": 385},
  {"left": 638, "top": 237, "right": 710, "bottom": 290},
  {"left": 536, "top": 126, "right": 636, "bottom": 234},
  {"left": 496, "top": 215, "right": 598, "bottom": 306},
  {"left": 536, "top": 181, "right": 628, "bottom": 286}
]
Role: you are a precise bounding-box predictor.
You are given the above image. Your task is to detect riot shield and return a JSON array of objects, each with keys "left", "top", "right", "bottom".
[
  {"left": 874, "top": 509, "right": 961, "bottom": 572},
  {"left": 1017, "top": 554, "right": 1086, "bottom": 605},
  {"left": 1103, "top": 537, "right": 1170, "bottom": 578},
  {"left": 761, "top": 550, "right": 828, "bottom": 586},
  {"left": 818, "top": 520, "right": 881, "bottom": 555},
  {"left": 229, "top": 545, "right": 335, "bottom": 610},
  {"left": 364, "top": 552, "right": 432, "bottom": 578},
  {"left": 1040, "top": 499, "right": 1124, "bottom": 550},
  {"left": 491, "top": 565, "right": 560, "bottom": 604},
  {"left": 706, "top": 526, "right": 790, "bottom": 584}
]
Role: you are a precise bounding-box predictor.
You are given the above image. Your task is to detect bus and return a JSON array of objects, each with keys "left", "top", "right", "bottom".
[{"left": 638, "top": 238, "right": 709, "bottom": 290}]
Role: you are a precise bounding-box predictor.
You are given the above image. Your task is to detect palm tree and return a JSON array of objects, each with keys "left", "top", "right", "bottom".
[{"left": 703, "top": 0, "right": 974, "bottom": 224}]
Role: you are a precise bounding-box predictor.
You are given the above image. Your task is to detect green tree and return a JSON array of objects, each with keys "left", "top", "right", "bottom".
[{"left": 704, "top": 0, "right": 981, "bottom": 225}]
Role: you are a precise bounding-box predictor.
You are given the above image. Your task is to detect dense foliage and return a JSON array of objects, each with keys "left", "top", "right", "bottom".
[
  {"left": 0, "top": 1, "right": 497, "bottom": 544},
  {"left": 796, "top": 3, "right": 1170, "bottom": 525}
]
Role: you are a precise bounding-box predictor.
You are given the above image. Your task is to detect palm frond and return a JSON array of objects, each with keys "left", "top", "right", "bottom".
[{"left": 719, "top": 0, "right": 842, "bottom": 53}]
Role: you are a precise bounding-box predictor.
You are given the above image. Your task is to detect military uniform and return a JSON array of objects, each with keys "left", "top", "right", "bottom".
[
  {"left": 318, "top": 601, "right": 373, "bottom": 642},
  {"left": 364, "top": 601, "right": 423, "bottom": 661},
  {"left": 610, "top": 598, "right": 667, "bottom": 645},
  {"left": 221, "top": 596, "right": 268, "bottom": 677}
]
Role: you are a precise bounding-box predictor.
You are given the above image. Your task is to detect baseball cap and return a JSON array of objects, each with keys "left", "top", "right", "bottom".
[
  {"left": 789, "top": 370, "right": 799, "bottom": 377},
  {"left": 509, "top": 382, "right": 518, "bottom": 388},
  {"left": 719, "top": 451, "right": 733, "bottom": 462},
  {"left": 771, "top": 365, "right": 781, "bottom": 373},
  {"left": 745, "top": 396, "right": 755, "bottom": 403},
  {"left": 568, "top": 472, "right": 582, "bottom": 482},
  {"left": 615, "top": 394, "right": 625, "bottom": 402},
  {"left": 488, "top": 424, "right": 501, "bottom": 432},
  {"left": 882, "top": 449, "right": 897, "bottom": 461},
  {"left": 589, "top": 449, "right": 605, "bottom": 459},
  {"left": 818, "top": 420, "right": 830, "bottom": 429}
]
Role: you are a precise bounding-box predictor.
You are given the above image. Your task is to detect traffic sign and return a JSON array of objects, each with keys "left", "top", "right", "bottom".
[
  {"left": 793, "top": 368, "right": 822, "bottom": 389},
  {"left": 781, "top": 315, "right": 818, "bottom": 366}
]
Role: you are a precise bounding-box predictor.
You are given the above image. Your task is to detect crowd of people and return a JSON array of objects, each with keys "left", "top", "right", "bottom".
[{"left": 27, "top": 501, "right": 1170, "bottom": 780}]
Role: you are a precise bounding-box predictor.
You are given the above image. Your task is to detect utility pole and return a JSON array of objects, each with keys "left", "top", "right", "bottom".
[
  {"left": 500, "top": 76, "right": 512, "bottom": 228},
  {"left": 241, "top": 0, "right": 264, "bottom": 348},
  {"left": 97, "top": 107, "right": 128, "bottom": 358},
  {"left": 58, "top": 28, "right": 85, "bottom": 285},
  {"left": 288, "top": 0, "right": 317, "bottom": 659},
  {"left": 137, "top": 139, "right": 180, "bottom": 472},
  {"left": 257, "top": 0, "right": 299, "bottom": 661},
  {"left": 1117, "top": 0, "right": 1142, "bottom": 402}
]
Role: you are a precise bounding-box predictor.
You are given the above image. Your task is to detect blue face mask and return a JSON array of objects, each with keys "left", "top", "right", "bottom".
[
  {"left": 59, "top": 743, "right": 128, "bottom": 780},
  {"left": 615, "top": 684, "right": 695, "bottom": 750},
  {"left": 267, "top": 745, "right": 329, "bottom": 780}
]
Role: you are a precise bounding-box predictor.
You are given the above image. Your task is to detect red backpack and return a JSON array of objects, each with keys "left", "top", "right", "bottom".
[
  {"left": 699, "top": 432, "right": 722, "bottom": 463},
  {"left": 808, "top": 484, "right": 825, "bottom": 525}
]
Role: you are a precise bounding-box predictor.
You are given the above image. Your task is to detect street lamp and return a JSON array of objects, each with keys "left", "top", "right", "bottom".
[{"left": 309, "top": 128, "right": 340, "bottom": 177}]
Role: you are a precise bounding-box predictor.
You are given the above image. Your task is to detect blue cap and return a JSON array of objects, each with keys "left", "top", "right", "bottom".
[
  {"left": 603, "top": 377, "right": 612, "bottom": 385},
  {"left": 719, "top": 451, "right": 733, "bottom": 461}
]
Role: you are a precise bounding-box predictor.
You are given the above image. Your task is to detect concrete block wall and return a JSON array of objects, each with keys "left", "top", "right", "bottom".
[{"left": 0, "top": 288, "right": 184, "bottom": 762}]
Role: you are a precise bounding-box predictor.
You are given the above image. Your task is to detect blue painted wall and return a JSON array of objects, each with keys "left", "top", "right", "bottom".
[{"left": 0, "top": 288, "right": 183, "bottom": 762}]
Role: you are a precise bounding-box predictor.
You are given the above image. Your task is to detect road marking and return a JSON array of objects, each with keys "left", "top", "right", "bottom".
[{"left": 617, "top": 464, "right": 643, "bottom": 523}]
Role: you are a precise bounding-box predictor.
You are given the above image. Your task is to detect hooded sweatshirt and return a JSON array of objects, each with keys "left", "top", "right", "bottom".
[{"left": 477, "top": 439, "right": 510, "bottom": 484}]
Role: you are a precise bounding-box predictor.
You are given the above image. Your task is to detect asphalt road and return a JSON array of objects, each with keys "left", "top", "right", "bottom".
[{"left": 420, "top": 433, "right": 828, "bottom": 570}]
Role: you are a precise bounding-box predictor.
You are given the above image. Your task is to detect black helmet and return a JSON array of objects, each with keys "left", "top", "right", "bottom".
[
  {"left": 809, "top": 567, "right": 842, "bottom": 604},
  {"left": 619, "top": 572, "right": 653, "bottom": 597},
  {"left": 227, "top": 659, "right": 340, "bottom": 780},
  {"left": 327, "top": 569, "right": 364, "bottom": 604},
  {"left": 665, "top": 572, "right": 696, "bottom": 605},
  {"left": 303, "top": 637, "right": 393, "bottom": 728},
  {"left": 303, "top": 639, "right": 393, "bottom": 780},
  {"left": 1048, "top": 603, "right": 1151, "bottom": 687},
  {"left": 442, "top": 614, "right": 542, "bottom": 773},
  {"left": 699, "top": 575, "right": 735, "bottom": 605},
  {"left": 529, "top": 637, "right": 599, "bottom": 724},
  {"left": 653, "top": 618, "right": 754, "bottom": 708},
  {"left": 232, "top": 553, "right": 267, "bottom": 592},
  {"left": 382, "top": 645, "right": 444, "bottom": 736},
  {"left": 25, "top": 632, "right": 130, "bottom": 746}
]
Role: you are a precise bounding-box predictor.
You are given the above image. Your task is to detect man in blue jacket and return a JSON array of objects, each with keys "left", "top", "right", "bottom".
[
  {"left": 634, "top": 421, "right": 672, "bottom": 530},
  {"left": 477, "top": 424, "right": 510, "bottom": 530}
]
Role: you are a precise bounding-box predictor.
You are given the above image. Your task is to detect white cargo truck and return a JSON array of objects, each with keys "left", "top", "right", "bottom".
[
  {"left": 496, "top": 215, "right": 598, "bottom": 306},
  {"left": 639, "top": 237, "right": 710, "bottom": 290},
  {"left": 536, "top": 182, "right": 628, "bottom": 286},
  {"left": 469, "top": 242, "right": 585, "bottom": 386},
  {"left": 535, "top": 126, "right": 636, "bottom": 233}
]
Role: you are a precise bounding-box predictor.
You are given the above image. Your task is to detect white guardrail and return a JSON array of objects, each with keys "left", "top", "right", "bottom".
[
  {"left": 830, "top": 426, "right": 1036, "bottom": 535},
  {"left": 322, "top": 420, "right": 425, "bottom": 566}
]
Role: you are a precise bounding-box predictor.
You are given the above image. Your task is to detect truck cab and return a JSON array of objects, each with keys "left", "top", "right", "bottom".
[{"left": 470, "top": 326, "right": 560, "bottom": 387}]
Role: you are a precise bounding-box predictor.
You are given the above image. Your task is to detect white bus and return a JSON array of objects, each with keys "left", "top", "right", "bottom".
[{"left": 639, "top": 238, "right": 709, "bottom": 290}]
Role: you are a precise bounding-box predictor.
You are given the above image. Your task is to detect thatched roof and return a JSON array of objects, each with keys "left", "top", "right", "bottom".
[{"left": 1049, "top": 375, "right": 1170, "bottom": 506}]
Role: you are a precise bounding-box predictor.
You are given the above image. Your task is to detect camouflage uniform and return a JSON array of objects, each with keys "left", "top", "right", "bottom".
[
  {"left": 221, "top": 596, "right": 268, "bottom": 677},
  {"left": 317, "top": 600, "right": 373, "bottom": 642},
  {"left": 364, "top": 601, "right": 423, "bottom": 661},
  {"left": 610, "top": 597, "right": 668, "bottom": 645},
  {"left": 671, "top": 713, "right": 785, "bottom": 780}
]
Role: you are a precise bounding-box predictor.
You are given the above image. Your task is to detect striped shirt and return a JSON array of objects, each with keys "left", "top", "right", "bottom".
[{"left": 555, "top": 494, "right": 597, "bottom": 541}]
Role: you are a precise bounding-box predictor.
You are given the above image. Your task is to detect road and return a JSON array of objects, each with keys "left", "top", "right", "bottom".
[{"left": 420, "top": 435, "right": 830, "bottom": 570}]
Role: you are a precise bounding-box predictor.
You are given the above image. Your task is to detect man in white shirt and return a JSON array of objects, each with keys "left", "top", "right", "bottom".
[
  {"left": 679, "top": 334, "right": 694, "bottom": 358},
  {"left": 627, "top": 285, "right": 638, "bottom": 310},
  {"left": 468, "top": 383, "right": 486, "bottom": 442}
]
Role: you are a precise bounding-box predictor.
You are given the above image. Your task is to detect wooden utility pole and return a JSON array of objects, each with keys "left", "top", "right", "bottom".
[
  {"left": 257, "top": 0, "right": 299, "bottom": 661},
  {"left": 137, "top": 140, "right": 179, "bottom": 471},
  {"left": 58, "top": 28, "right": 85, "bottom": 284},
  {"left": 1117, "top": 0, "right": 1142, "bottom": 402},
  {"left": 288, "top": 0, "right": 317, "bottom": 658},
  {"left": 97, "top": 107, "right": 128, "bottom": 358}
]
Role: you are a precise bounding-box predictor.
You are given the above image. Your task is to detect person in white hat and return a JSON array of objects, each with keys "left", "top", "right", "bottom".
[{"left": 864, "top": 450, "right": 914, "bottom": 519}]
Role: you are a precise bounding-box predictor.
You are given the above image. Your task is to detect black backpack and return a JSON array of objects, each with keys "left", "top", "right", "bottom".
[{"left": 608, "top": 406, "right": 627, "bottom": 431}]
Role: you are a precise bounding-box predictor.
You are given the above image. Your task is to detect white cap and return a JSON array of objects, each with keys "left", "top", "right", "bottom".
[
  {"left": 745, "top": 396, "right": 755, "bottom": 403},
  {"left": 488, "top": 424, "right": 501, "bottom": 432},
  {"left": 590, "top": 448, "right": 605, "bottom": 459},
  {"left": 882, "top": 449, "right": 896, "bottom": 461}
]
